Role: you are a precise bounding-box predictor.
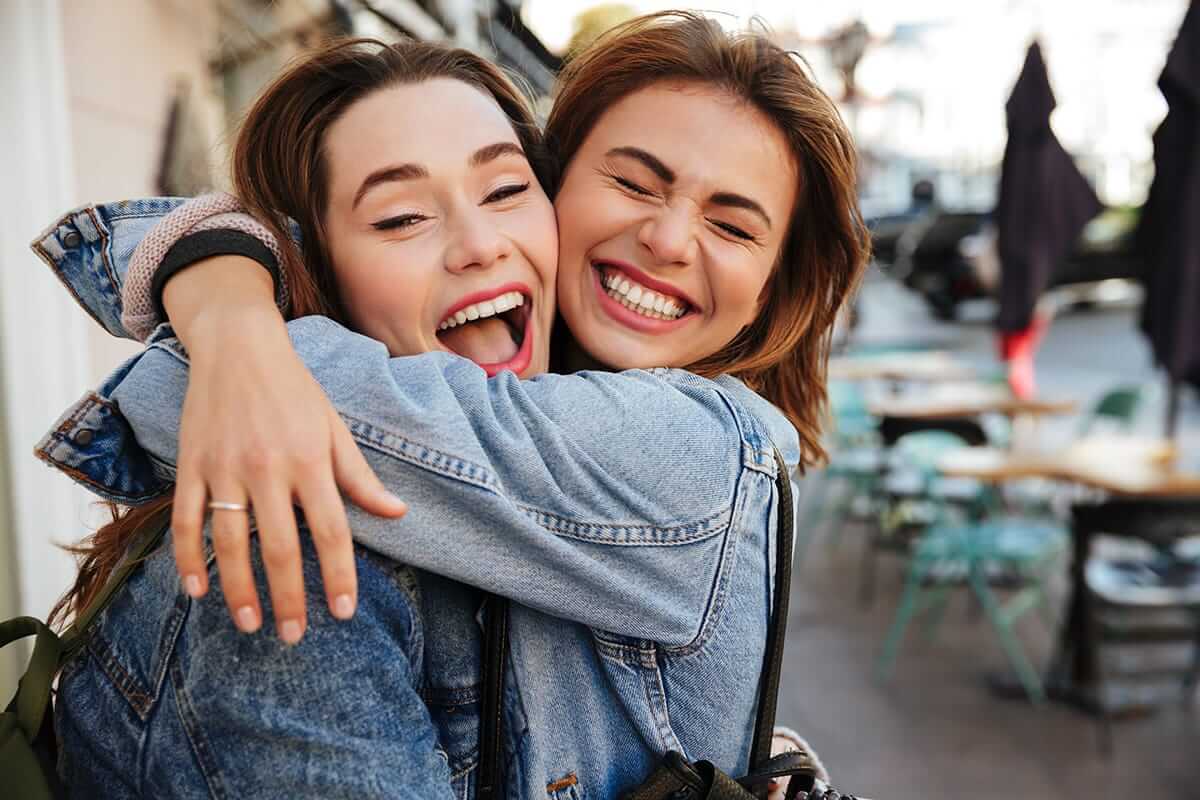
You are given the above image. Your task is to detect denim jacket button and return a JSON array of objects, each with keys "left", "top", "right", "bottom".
[
  {"left": 62, "top": 230, "right": 82, "bottom": 249},
  {"left": 73, "top": 428, "right": 94, "bottom": 446}
]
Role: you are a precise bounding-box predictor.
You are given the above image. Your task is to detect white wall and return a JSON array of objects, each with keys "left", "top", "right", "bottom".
[{"left": 0, "top": 0, "right": 96, "bottom": 698}]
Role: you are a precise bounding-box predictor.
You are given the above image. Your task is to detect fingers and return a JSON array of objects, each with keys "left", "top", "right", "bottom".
[
  {"left": 248, "top": 481, "right": 307, "bottom": 644},
  {"left": 173, "top": 464, "right": 211, "bottom": 598},
  {"left": 206, "top": 479, "right": 262, "bottom": 635},
  {"left": 295, "top": 472, "right": 358, "bottom": 621},
  {"left": 330, "top": 413, "right": 407, "bottom": 518}
]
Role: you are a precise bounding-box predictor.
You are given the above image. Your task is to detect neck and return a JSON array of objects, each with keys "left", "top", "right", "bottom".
[{"left": 560, "top": 340, "right": 609, "bottom": 373}]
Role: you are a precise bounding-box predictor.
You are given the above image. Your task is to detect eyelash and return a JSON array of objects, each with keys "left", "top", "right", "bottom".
[
  {"left": 372, "top": 182, "right": 530, "bottom": 231},
  {"left": 485, "top": 182, "right": 530, "bottom": 202},
  {"left": 712, "top": 221, "right": 755, "bottom": 241},
  {"left": 372, "top": 214, "right": 426, "bottom": 231}
]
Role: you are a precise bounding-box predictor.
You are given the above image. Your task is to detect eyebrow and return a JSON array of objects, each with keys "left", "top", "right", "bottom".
[
  {"left": 352, "top": 141, "right": 527, "bottom": 209},
  {"left": 606, "top": 146, "right": 773, "bottom": 229},
  {"left": 710, "top": 191, "right": 773, "bottom": 229}
]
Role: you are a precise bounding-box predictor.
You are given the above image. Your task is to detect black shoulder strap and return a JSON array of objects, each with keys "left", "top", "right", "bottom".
[
  {"left": 476, "top": 594, "right": 509, "bottom": 800},
  {"left": 747, "top": 449, "right": 795, "bottom": 793},
  {"left": 475, "top": 449, "right": 795, "bottom": 799}
]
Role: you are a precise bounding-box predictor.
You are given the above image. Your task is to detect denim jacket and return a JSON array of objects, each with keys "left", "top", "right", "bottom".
[{"left": 33, "top": 201, "right": 801, "bottom": 798}]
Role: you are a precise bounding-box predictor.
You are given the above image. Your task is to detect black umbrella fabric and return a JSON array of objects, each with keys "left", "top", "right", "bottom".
[
  {"left": 995, "top": 41, "right": 1102, "bottom": 332},
  {"left": 1138, "top": 1, "right": 1200, "bottom": 405}
]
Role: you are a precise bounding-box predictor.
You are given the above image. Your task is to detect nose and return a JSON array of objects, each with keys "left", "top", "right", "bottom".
[
  {"left": 443, "top": 206, "right": 511, "bottom": 274},
  {"left": 637, "top": 201, "right": 698, "bottom": 266}
]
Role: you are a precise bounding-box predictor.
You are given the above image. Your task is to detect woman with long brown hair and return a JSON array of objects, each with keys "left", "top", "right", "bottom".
[{"left": 39, "top": 12, "right": 867, "bottom": 798}]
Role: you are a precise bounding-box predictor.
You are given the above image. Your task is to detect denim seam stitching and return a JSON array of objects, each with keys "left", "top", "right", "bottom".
[
  {"left": 514, "top": 504, "right": 732, "bottom": 545},
  {"left": 33, "top": 393, "right": 169, "bottom": 504},
  {"left": 340, "top": 413, "right": 503, "bottom": 493},
  {"left": 30, "top": 238, "right": 114, "bottom": 333},
  {"left": 641, "top": 656, "right": 686, "bottom": 756},
  {"left": 85, "top": 205, "right": 123, "bottom": 293},
  {"left": 169, "top": 650, "right": 229, "bottom": 799},
  {"left": 661, "top": 468, "right": 757, "bottom": 658},
  {"left": 86, "top": 633, "right": 154, "bottom": 720}
]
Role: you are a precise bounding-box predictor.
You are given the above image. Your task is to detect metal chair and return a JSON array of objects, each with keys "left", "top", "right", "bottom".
[
  {"left": 875, "top": 513, "right": 1067, "bottom": 703},
  {"left": 1086, "top": 540, "right": 1200, "bottom": 756}
]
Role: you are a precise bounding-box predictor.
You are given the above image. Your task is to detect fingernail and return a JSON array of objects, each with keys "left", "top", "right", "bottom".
[
  {"left": 333, "top": 594, "right": 355, "bottom": 620},
  {"left": 184, "top": 575, "right": 203, "bottom": 597},
  {"left": 236, "top": 606, "right": 260, "bottom": 633},
  {"left": 280, "top": 619, "right": 303, "bottom": 645}
]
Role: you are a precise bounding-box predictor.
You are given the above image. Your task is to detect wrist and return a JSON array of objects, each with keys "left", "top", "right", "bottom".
[{"left": 184, "top": 304, "right": 292, "bottom": 370}]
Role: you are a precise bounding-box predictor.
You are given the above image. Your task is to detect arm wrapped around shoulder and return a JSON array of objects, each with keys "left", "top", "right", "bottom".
[{"left": 122, "top": 192, "right": 289, "bottom": 339}]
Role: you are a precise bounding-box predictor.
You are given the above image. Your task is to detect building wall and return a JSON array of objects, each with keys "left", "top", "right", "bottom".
[{"left": 60, "top": 0, "right": 227, "bottom": 384}]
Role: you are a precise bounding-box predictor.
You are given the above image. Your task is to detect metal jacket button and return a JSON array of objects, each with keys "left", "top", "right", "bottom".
[
  {"left": 62, "top": 230, "right": 82, "bottom": 249},
  {"left": 73, "top": 428, "right": 94, "bottom": 446}
]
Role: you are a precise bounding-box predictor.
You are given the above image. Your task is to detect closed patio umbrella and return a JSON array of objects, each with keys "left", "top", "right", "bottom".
[
  {"left": 1137, "top": 1, "right": 1200, "bottom": 435},
  {"left": 995, "top": 41, "right": 1102, "bottom": 335}
]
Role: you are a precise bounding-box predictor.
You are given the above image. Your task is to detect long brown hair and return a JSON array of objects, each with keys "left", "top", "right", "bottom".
[
  {"left": 51, "top": 37, "right": 546, "bottom": 628},
  {"left": 546, "top": 12, "right": 871, "bottom": 467}
]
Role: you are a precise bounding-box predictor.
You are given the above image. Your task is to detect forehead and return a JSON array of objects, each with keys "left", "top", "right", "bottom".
[
  {"left": 324, "top": 78, "right": 521, "bottom": 194},
  {"left": 583, "top": 81, "right": 797, "bottom": 204}
]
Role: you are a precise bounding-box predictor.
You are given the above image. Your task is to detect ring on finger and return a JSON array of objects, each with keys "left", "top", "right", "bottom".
[{"left": 208, "top": 500, "right": 251, "bottom": 512}]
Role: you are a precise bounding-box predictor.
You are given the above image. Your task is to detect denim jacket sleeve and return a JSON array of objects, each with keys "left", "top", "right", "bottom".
[
  {"left": 104, "top": 316, "right": 789, "bottom": 647},
  {"left": 31, "top": 198, "right": 190, "bottom": 339}
]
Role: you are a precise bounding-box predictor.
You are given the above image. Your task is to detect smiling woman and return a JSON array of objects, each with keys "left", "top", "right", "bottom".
[
  {"left": 318, "top": 80, "right": 556, "bottom": 376},
  {"left": 554, "top": 81, "right": 796, "bottom": 370}
]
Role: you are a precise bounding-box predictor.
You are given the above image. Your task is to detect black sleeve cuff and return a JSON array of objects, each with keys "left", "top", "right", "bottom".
[{"left": 151, "top": 229, "right": 281, "bottom": 320}]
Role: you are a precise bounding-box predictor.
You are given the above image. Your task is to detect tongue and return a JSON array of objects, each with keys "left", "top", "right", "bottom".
[{"left": 440, "top": 317, "right": 519, "bottom": 365}]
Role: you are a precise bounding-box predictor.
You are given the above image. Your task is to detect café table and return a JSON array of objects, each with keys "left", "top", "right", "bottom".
[
  {"left": 939, "top": 436, "right": 1200, "bottom": 710},
  {"left": 829, "top": 351, "right": 977, "bottom": 384},
  {"left": 867, "top": 382, "right": 1077, "bottom": 422}
]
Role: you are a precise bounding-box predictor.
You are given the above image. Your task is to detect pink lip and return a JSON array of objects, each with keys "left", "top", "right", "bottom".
[
  {"left": 593, "top": 260, "right": 699, "bottom": 309},
  {"left": 592, "top": 268, "right": 694, "bottom": 335},
  {"left": 439, "top": 282, "right": 532, "bottom": 326}
]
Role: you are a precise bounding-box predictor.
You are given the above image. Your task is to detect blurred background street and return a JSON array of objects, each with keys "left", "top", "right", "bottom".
[{"left": 2, "top": 2, "right": 1197, "bottom": 797}]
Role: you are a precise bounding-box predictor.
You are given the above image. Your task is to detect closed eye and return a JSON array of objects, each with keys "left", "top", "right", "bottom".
[
  {"left": 372, "top": 213, "right": 428, "bottom": 231},
  {"left": 710, "top": 219, "right": 755, "bottom": 241},
  {"left": 611, "top": 175, "right": 654, "bottom": 197},
  {"left": 484, "top": 182, "right": 530, "bottom": 203}
]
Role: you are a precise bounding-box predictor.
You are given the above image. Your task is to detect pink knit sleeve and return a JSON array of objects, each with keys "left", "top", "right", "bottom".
[{"left": 122, "top": 192, "right": 290, "bottom": 340}]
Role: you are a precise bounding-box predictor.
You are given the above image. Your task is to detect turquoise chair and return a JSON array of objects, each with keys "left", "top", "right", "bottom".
[
  {"left": 859, "top": 429, "right": 993, "bottom": 605},
  {"left": 796, "top": 381, "right": 883, "bottom": 565},
  {"left": 875, "top": 514, "right": 1068, "bottom": 704}
]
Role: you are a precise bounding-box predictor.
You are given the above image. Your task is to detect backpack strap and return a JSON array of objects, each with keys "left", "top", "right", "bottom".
[{"left": 475, "top": 448, "right": 796, "bottom": 799}]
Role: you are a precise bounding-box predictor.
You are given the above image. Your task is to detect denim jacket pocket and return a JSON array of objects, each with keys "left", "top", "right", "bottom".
[{"left": 81, "top": 543, "right": 189, "bottom": 720}]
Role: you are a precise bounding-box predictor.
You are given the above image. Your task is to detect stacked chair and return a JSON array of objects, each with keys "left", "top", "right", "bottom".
[{"left": 1077, "top": 499, "right": 1200, "bottom": 755}]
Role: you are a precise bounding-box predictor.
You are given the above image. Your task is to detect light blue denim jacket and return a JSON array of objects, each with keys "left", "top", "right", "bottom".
[{"left": 33, "top": 200, "right": 802, "bottom": 798}]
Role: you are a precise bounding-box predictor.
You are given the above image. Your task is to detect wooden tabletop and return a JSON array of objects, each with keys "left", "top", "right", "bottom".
[
  {"left": 829, "top": 351, "right": 977, "bottom": 383},
  {"left": 938, "top": 436, "right": 1200, "bottom": 498},
  {"left": 867, "top": 383, "right": 1077, "bottom": 420}
]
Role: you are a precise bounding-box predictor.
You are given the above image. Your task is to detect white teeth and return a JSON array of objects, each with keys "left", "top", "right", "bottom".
[
  {"left": 438, "top": 291, "right": 525, "bottom": 331},
  {"left": 598, "top": 269, "right": 686, "bottom": 321}
]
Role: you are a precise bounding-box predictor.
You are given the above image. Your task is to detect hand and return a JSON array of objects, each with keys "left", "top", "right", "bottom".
[
  {"left": 767, "top": 726, "right": 828, "bottom": 800},
  {"left": 164, "top": 258, "right": 407, "bottom": 643},
  {"left": 767, "top": 732, "right": 794, "bottom": 800}
]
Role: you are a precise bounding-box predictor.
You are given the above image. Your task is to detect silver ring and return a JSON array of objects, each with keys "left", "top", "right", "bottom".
[{"left": 207, "top": 500, "right": 250, "bottom": 512}]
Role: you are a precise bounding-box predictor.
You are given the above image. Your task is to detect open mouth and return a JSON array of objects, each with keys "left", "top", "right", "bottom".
[
  {"left": 591, "top": 261, "right": 696, "bottom": 331},
  {"left": 436, "top": 286, "right": 534, "bottom": 377}
]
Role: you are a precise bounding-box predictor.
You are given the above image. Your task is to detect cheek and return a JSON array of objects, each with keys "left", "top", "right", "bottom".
[{"left": 334, "top": 245, "right": 429, "bottom": 340}]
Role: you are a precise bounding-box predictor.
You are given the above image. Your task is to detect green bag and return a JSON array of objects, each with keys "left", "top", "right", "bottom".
[{"left": 0, "top": 507, "right": 171, "bottom": 799}]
